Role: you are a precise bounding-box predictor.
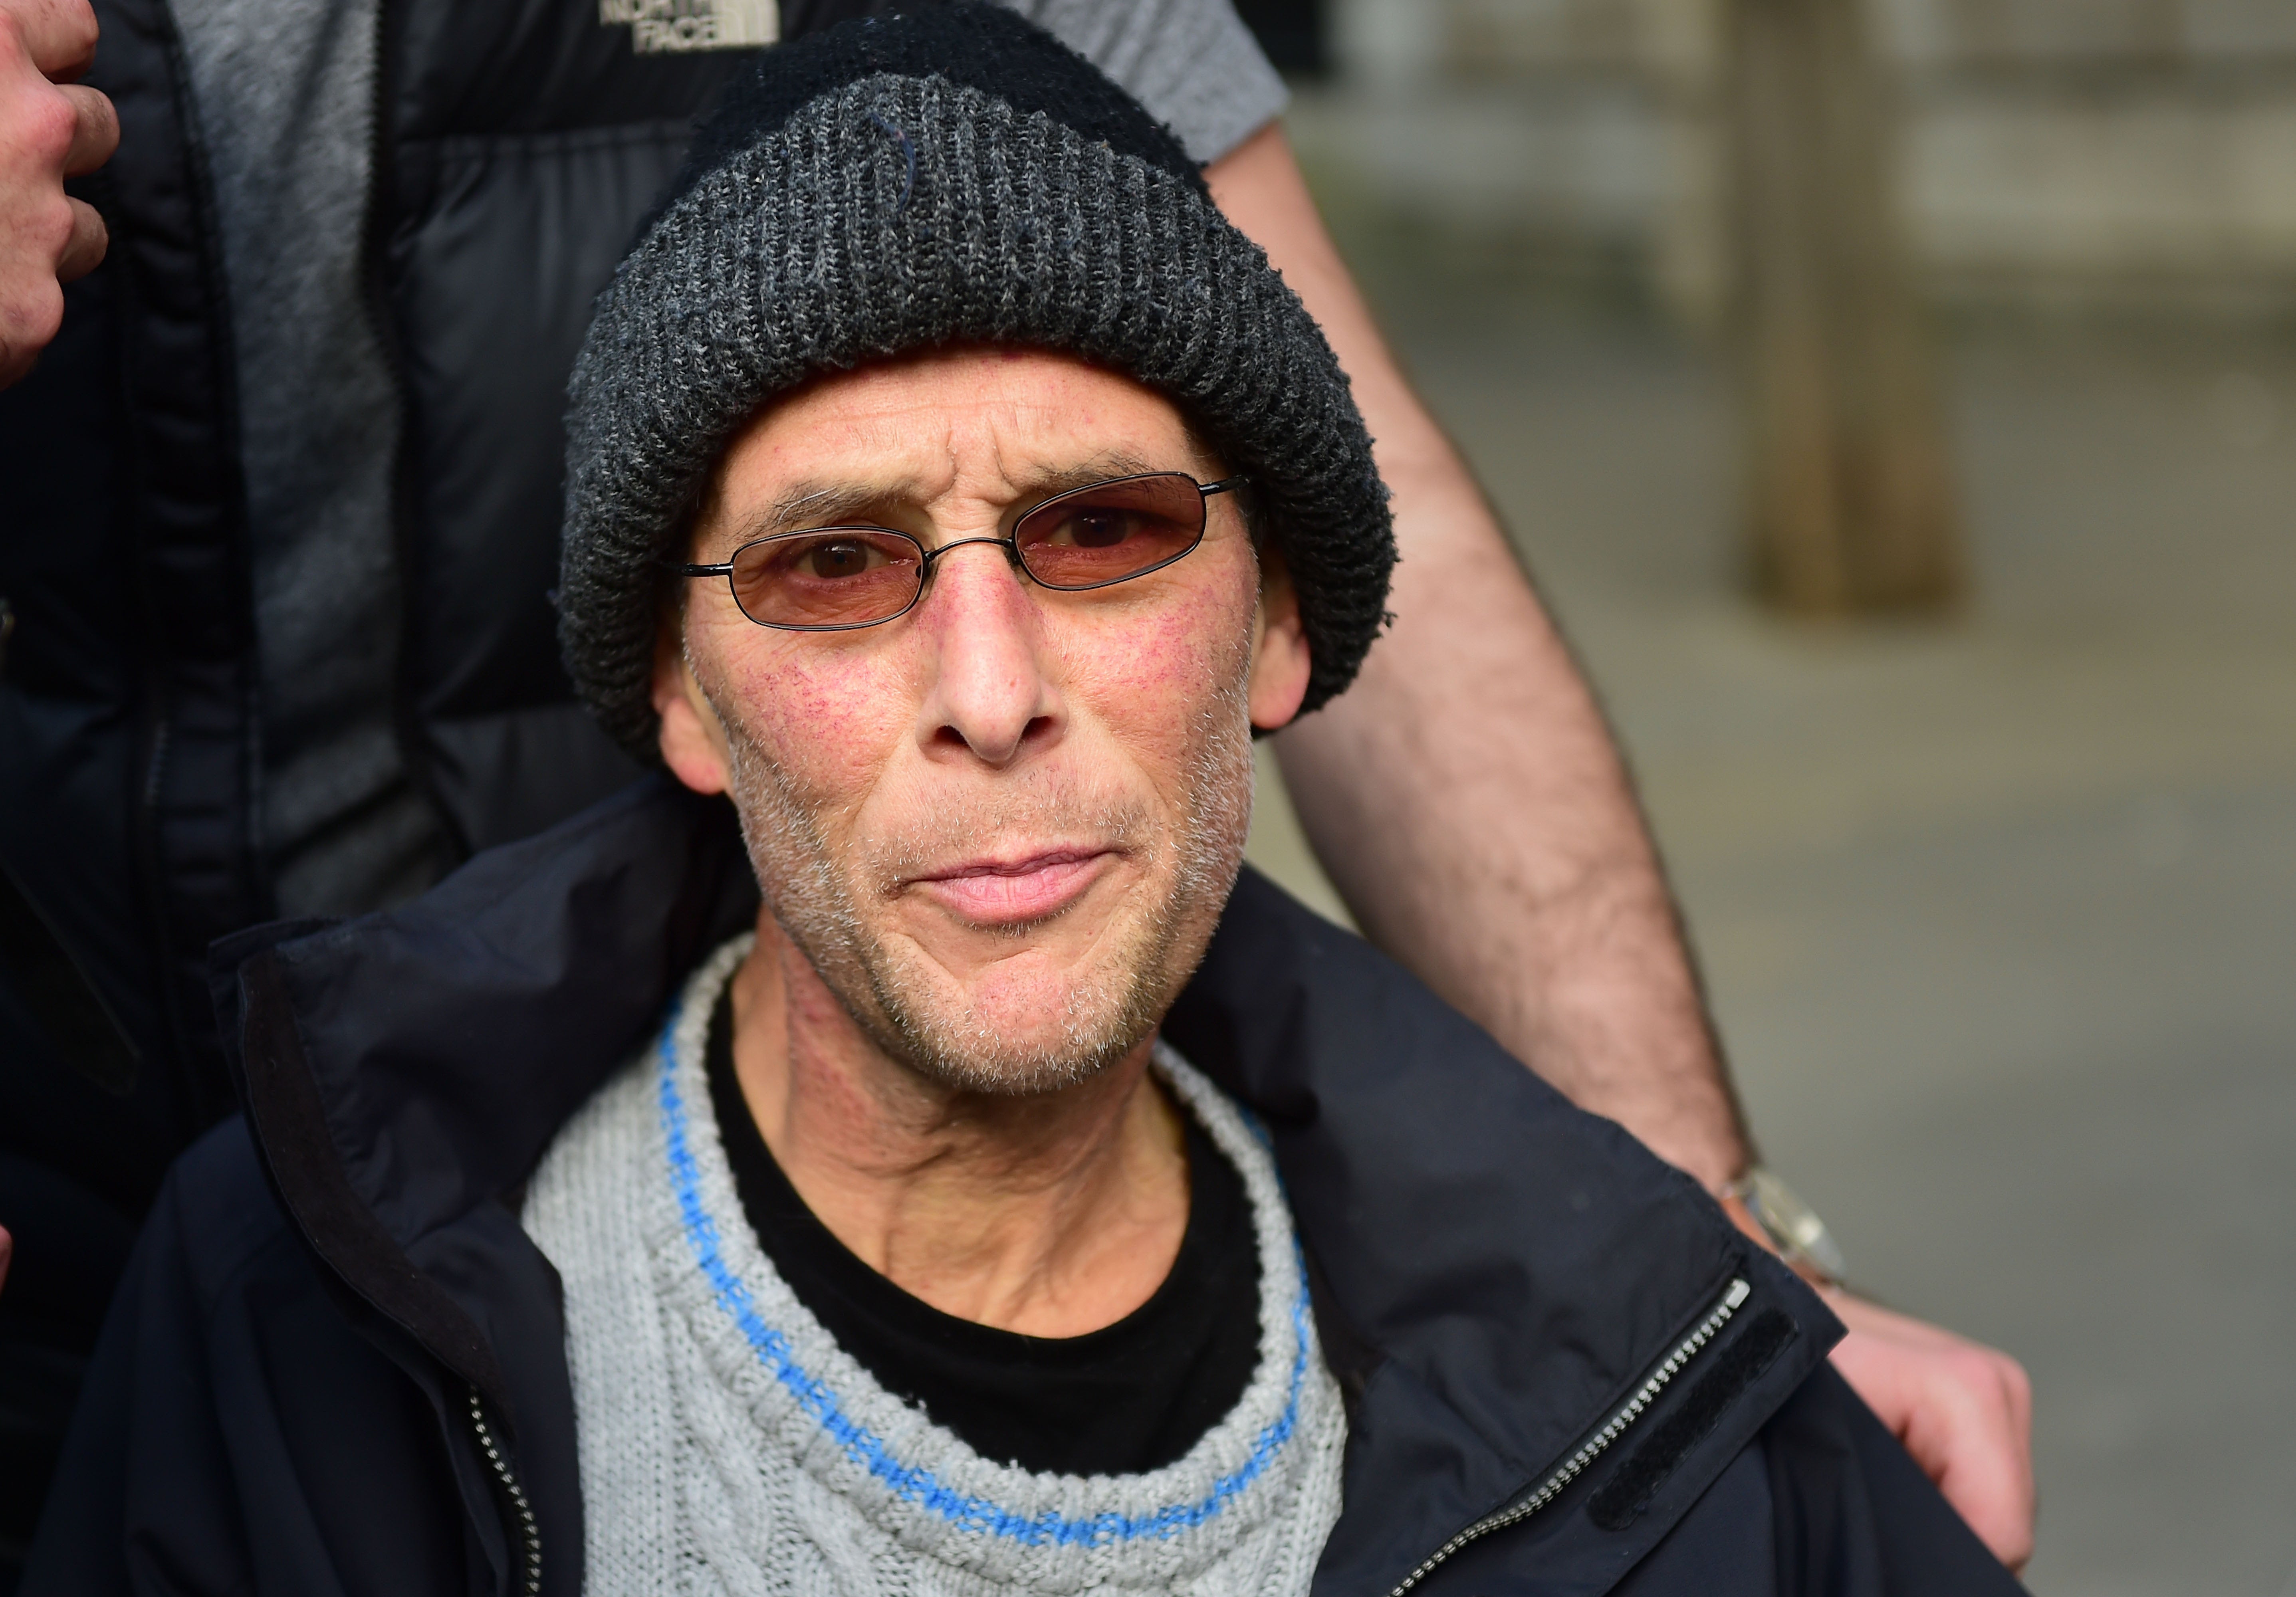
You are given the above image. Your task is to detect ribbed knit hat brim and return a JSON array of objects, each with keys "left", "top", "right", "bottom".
[{"left": 559, "top": 7, "right": 1393, "bottom": 758}]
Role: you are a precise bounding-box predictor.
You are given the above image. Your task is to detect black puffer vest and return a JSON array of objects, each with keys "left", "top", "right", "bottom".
[
  {"left": 0, "top": 0, "right": 868, "bottom": 1559},
  {"left": 0, "top": 0, "right": 811, "bottom": 1184}
]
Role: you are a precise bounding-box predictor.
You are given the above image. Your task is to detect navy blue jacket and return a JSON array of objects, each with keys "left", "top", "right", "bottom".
[{"left": 23, "top": 777, "right": 2023, "bottom": 1597}]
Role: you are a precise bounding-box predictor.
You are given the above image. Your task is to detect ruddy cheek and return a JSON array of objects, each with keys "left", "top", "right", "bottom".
[
  {"left": 1064, "top": 581, "right": 1255, "bottom": 753},
  {"left": 720, "top": 640, "right": 911, "bottom": 803},
  {"left": 1128, "top": 572, "right": 1253, "bottom": 686}
]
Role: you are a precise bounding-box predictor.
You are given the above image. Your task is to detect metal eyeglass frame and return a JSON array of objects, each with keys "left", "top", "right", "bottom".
[{"left": 663, "top": 472, "right": 1252, "bottom": 632}]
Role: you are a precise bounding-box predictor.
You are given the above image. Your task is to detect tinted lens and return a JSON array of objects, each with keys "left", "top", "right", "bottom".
[
  {"left": 727, "top": 528, "right": 925, "bottom": 628},
  {"left": 1013, "top": 474, "right": 1207, "bottom": 591}
]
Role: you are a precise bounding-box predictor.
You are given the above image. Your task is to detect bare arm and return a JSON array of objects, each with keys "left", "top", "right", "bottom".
[
  {"left": 1205, "top": 122, "right": 2034, "bottom": 1570},
  {"left": 1205, "top": 123, "right": 1748, "bottom": 1189}
]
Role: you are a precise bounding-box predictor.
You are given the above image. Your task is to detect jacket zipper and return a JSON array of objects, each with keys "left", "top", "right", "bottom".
[
  {"left": 1384, "top": 1276, "right": 1753, "bottom": 1597},
  {"left": 467, "top": 1387, "right": 543, "bottom": 1597}
]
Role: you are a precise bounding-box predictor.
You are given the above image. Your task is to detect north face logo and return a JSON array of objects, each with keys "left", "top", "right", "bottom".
[{"left": 600, "top": 0, "right": 778, "bottom": 53}]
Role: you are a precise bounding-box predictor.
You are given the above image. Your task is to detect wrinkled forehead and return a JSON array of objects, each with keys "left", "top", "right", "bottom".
[{"left": 695, "top": 346, "right": 1221, "bottom": 533}]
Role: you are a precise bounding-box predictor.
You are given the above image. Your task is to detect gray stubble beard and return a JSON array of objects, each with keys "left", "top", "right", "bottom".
[{"left": 706, "top": 666, "right": 1257, "bottom": 1099}]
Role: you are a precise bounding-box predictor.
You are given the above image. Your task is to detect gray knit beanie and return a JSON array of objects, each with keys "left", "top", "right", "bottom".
[{"left": 560, "top": 2, "right": 1394, "bottom": 758}]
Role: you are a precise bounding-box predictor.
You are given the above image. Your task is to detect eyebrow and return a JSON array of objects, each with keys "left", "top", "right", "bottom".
[
  {"left": 740, "top": 479, "right": 922, "bottom": 540},
  {"left": 718, "top": 450, "right": 1179, "bottom": 547}
]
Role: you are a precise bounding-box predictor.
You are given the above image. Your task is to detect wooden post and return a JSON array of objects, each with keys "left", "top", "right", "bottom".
[{"left": 1724, "top": 0, "right": 1963, "bottom": 613}]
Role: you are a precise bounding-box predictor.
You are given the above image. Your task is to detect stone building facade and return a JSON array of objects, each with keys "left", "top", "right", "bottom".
[{"left": 1294, "top": 0, "right": 2296, "bottom": 318}]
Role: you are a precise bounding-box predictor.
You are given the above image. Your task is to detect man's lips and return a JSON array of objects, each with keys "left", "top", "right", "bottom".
[{"left": 904, "top": 848, "right": 1116, "bottom": 924}]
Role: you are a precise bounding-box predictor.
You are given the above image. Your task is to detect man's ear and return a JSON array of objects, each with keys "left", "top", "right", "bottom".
[
  {"left": 1247, "top": 546, "right": 1313, "bottom": 732},
  {"left": 653, "top": 622, "right": 734, "bottom": 795}
]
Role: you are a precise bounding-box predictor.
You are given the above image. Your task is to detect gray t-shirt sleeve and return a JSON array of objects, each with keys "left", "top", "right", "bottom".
[{"left": 994, "top": 0, "right": 1288, "bottom": 165}]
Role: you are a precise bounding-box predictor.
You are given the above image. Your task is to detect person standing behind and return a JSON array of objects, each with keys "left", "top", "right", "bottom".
[{"left": 0, "top": 0, "right": 2031, "bottom": 1575}]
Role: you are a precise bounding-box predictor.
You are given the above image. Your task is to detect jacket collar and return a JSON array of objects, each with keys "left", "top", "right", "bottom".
[
  {"left": 217, "top": 773, "right": 1838, "bottom": 1597},
  {"left": 1166, "top": 874, "right": 1839, "bottom": 1593}
]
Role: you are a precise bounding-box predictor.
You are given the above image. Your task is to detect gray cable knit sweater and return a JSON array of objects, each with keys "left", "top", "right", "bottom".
[{"left": 522, "top": 936, "right": 1347, "bottom": 1595}]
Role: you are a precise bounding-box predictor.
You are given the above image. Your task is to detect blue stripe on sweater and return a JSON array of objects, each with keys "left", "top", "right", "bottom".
[{"left": 655, "top": 997, "right": 1310, "bottom": 1544}]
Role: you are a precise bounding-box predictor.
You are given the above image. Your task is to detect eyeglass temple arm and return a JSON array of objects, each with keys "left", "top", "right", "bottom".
[{"left": 1200, "top": 476, "right": 1249, "bottom": 499}]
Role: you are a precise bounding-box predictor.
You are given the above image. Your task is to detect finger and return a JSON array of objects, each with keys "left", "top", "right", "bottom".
[
  {"left": 55, "top": 191, "right": 105, "bottom": 279},
  {"left": 0, "top": 0, "right": 101, "bottom": 81},
  {"left": 1935, "top": 1420, "right": 2031, "bottom": 1564},
  {"left": 1933, "top": 1419, "right": 2036, "bottom": 1569},
  {"left": 1830, "top": 1323, "right": 2036, "bottom": 1569},
  {"left": 58, "top": 80, "right": 115, "bottom": 174},
  {"left": 0, "top": 198, "right": 68, "bottom": 386},
  {"left": 1897, "top": 1353, "right": 2036, "bottom": 1569},
  {"left": 2001, "top": 1349, "right": 2034, "bottom": 1438}
]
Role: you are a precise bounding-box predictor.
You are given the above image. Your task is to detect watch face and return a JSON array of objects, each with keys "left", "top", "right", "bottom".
[{"left": 1743, "top": 1168, "right": 1848, "bottom": 1283}]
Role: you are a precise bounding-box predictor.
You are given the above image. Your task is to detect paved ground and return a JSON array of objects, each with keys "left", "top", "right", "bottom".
[{"left": 1241, "top": 204, "right": 2296, "bottom": 1593}]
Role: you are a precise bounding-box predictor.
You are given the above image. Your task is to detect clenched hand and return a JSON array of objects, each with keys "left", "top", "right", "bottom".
[
  {"left": 0, "top": 0, "right": 115, "bottom": 387},
  {"left": 1828, "top": 1288, "right": 2036, "bottom": 1570}
]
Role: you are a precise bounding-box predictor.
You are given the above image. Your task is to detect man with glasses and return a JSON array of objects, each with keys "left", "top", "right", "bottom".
[{"left": 27, "top": 14, "right": 2024, "bottom": 1593}]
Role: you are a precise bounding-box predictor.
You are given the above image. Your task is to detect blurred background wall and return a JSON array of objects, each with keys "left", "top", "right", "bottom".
[
  {"left": 1289, "top": 0, "right": 2296, "bottom": 322},
  {"left": 1228, "top": 2, "right": 2296, "bottom": 1593}
]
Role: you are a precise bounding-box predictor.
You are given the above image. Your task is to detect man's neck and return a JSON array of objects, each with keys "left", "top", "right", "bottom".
[{"left": 724, "top": 915, "right": 1191, "bottom": 1338}]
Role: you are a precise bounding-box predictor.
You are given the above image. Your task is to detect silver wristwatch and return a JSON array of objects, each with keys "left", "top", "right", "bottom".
[{"left": 1724, "top": 1167, "right": 1848, "bottom": 1286}]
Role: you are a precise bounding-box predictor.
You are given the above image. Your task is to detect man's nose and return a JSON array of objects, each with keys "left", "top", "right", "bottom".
[{"left": 912, "top": 541, "right": 1062, "bottom": 767}]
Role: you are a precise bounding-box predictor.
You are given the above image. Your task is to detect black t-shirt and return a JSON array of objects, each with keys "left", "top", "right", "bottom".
[{"left": 704, "top": 991, "right": 1262, "bottom": 1476}]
